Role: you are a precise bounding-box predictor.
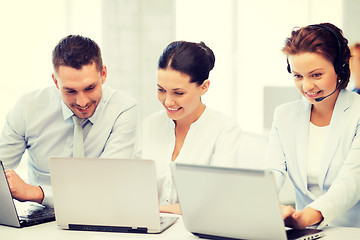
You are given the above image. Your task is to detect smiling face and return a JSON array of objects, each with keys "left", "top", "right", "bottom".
[
  {"left": 157, "top": 68, "right": 209, "bottom": 124},
  {"left": 52, "top": 62, "right": 107, "bottom": 119},
  {"left": 288, "top": 52, "right": 339, "bottom": 106}
]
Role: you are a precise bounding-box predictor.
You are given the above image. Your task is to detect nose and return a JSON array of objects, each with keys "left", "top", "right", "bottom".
[
  {"left": 164, "top": 94, "right": 175, "bottom": 107},
  {"left": 75, "top": 92, "right": 89, "bottom": 107},
  {"left": 302, "top": 77, "right": 315, "bottom": 92}
]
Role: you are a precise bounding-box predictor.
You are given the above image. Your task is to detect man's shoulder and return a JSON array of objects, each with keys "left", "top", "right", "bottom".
[
  {"left": 19, "top": 86, "right": 60, "bottom": 104},
  {"left": 103, "top": 86, "right": 138, "bottom": 109}
]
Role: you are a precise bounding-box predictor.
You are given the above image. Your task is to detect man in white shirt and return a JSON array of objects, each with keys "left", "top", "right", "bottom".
[{"left": 1, "top": 35, "right": 139, "bottom": 206}]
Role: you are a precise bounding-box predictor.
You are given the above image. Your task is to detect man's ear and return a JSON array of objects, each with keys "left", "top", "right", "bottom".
[
  {"left": 52, "top": 73, "right": 60, "bottom": 89},
  {"left": 200, "top": 79, "right": 210, "bottom": 96},
  {"left": 101, "top": 65, "right": 107, "bottom": 84}
]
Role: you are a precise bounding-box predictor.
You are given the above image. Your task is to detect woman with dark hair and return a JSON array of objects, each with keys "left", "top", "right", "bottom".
[
  {"left": 140, "top": 41, "right": 241, "bottom": 214},
  {"left": 264, "top": 23, "right": 360, "bottom": 229}
]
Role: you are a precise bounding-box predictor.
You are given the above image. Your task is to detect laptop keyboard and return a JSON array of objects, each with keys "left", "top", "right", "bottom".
[
  {"left": 14, "top": 201, "right": 54, "bottom": 220},
  {"left": 18, "top": 207, "right": 54, "bottom": 219},
  {"left": 160, "top": 216, "right": 178, "bottom": 228}
]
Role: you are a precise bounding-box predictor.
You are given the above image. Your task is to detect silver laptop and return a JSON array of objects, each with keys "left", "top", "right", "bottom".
[
  {"left": 0, "top": 160, "right": 55, "bottom": 228},
  {"left": 170, "top": 163, "right": 323, "bottom": 240},
  {"left": 50, "top": 157, "right": 177, "bottom": 233}
]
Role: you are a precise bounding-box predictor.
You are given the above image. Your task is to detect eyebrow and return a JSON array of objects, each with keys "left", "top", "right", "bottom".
[
  {"left": 292, "top": 68, "right": 324, "bottom": 75},
  {"left": 308, "top": 68, "right": 324, "bottom": 74},
  {"left": 63, "top": 87, "right": 76, "bottom": 91},
  {"left": 63, "top": 83, "right": 97, "bottom": 91},
  {"left": 157, "top": 84, "right": 186, "bottom": 91}
]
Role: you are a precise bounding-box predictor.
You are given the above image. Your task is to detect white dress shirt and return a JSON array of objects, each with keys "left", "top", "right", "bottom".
[
  {"left": 140, "top": 107, "right": 242, "bottom": 205},
  {"left": 0, "top": 85, "right": 139, "bottom": 206}
]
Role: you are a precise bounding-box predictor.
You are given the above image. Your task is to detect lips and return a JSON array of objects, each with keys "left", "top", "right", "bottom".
[
  {"left": 75, "top": 104, "right": 92, "bottom": 113},
  {"left": 305, "top": 90, "right": 322, "bottom": 99},
  {"left": 166, "top": 106, "right": 182, "bottom": 113}
]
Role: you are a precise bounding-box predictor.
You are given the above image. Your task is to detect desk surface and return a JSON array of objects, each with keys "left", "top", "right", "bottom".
[{"left": 1, "top": 216, "right": 360, "bottom": 240}]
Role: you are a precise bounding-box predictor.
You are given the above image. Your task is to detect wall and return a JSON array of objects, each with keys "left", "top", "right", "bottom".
[{"left": 102, "top": 0, "right": 175, "bottom": 121}]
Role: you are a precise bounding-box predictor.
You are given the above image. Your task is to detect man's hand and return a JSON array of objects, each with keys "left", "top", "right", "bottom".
[
  {"left": 281, "top": 204, "right": 323, "bottom": 229},
  {"left": 281, "top": 204, "right": 297, "bottom": 227},
  {"left": 5, "top": 169, "right": 44, "bottom": 204},
  {"left": 159, "top": 203, "right": 181, "bottom": 215}
]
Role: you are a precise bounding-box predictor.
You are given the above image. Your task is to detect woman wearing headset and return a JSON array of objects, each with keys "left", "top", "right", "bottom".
[
  {"left": 139, "top": 41, "right": 242, "bottom": 214},
  {"left": 264, "top": 23, "right": 360, "bottom": 229}
]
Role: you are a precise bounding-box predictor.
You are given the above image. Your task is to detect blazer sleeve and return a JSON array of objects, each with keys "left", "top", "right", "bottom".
[
  {"left": 308, "top": 119, "right": 360, "bottom": 228},
  {"left": 263, "top": 106, "right": 287, "bottom": 191}
]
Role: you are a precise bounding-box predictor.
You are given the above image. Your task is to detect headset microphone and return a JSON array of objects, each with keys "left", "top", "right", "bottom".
[{"left": 314, "top": 79, "right": 342, "bottom": 102}]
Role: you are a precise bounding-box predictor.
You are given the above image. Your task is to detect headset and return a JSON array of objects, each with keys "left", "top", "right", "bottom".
[{"left": 286, "top": 24, "right": 349, "bottom": 102}]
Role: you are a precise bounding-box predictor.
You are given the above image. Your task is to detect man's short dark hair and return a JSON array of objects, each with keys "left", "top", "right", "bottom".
[{"left": 52, "top": 35, "right": 103, "bottom": 73}]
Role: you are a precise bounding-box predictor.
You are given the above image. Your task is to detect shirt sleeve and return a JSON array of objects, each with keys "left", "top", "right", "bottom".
[
  {"left": 40, "top": 185, "right": 53, "bottom": 207},
  {"left": 0, "top": 98, "right": 27, "bottom": 170},
  {"left": 100, "top": 102, "right": 140, "bottom": 159}
]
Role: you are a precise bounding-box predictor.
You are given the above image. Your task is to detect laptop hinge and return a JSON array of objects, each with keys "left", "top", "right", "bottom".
[{"left": 69, "top": 224, "right": 148, "bottom": 233}]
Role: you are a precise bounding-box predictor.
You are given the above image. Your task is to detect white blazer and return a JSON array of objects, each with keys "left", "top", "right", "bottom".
[{"left": 264, "top": 89, "right": 360, "bottom": 228}]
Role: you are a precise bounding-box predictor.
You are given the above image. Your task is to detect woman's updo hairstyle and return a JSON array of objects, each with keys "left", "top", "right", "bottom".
[{"left": 158, "top": 41, "right": 215, "bottom": 86}]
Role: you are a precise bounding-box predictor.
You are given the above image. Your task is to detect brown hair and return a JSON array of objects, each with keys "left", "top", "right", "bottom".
[
  {"left": 283, "top": 23, "right": 351, "bottom": 89},
  {"left": 52, "top": 35, "right": 103, "bottom": 74}
]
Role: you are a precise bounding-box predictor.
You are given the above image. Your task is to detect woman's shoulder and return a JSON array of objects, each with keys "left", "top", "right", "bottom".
[
  {"left": 273, "top": 98, "right": 305, "bottom": 117},
  {"left": 143, "top": 110, "right": 169, "bottom": 126},
  {"left": 201, "top": 107, "right": 239, "bottom": 128}
]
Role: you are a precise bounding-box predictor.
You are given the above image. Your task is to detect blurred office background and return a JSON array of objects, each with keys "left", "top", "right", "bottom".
[
  {"left": 1, "top": 0, "right": 360, "bottom": 204},
  {"left": 1, "top": 0, "right": 360, "bottom": 133}
]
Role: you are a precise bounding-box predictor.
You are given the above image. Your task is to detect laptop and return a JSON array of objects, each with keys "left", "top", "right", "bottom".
[
  {"left": 170, "top": 163, "right": 323, "bottom": 240},
  {"left": 0, "top": 160, "right": 55, "bottom": 228},
  {"left": 49, "top": 157, "right": 178, "bottom": 233}
]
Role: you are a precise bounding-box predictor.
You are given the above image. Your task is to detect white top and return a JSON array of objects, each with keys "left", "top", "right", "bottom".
[
  {"left": 0, "top": 85, "right": 139, "bottom": 206},
  {"left": 307, "top": 122, "right": 329, "bottom": 197},
  {"left": 140, "top": 107, "right": 242, "bottom": 205}
]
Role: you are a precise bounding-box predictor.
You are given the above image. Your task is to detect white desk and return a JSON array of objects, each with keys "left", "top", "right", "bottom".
[{"left": 1, "top": 216, "right": 359, "bottom": 240}]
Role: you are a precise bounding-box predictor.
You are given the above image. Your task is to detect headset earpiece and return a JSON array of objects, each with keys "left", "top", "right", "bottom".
[
  {"left": 287, "top": 24, "right": 348, "bottom": 82},
  {"left": 286, "top": 59, "right": 291, "bottom": 73},
  {"left": 308, "top": 24, "right": 347, "bottom": 81}
]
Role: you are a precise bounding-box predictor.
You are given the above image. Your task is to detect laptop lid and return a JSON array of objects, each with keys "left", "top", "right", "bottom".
[
  {"left": 0, "top": 161, "right": 55, "bottom": 228},
  {"left": 50, "top": 157, "right": 176, "bottom": 233},
  {"left": 0, "top": 161, "right": 21, "bottom": 227},
  {"left": 171, "top": 163, "right": 323, "bottom": 240}
]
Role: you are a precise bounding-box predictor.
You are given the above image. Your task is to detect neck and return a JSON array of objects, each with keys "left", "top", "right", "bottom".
[
  {"left": 174, "top": 103, "right": 206, "bottom": 129},
  {"left": 311, "top": 90, "right": 339, "bottom": 126}
]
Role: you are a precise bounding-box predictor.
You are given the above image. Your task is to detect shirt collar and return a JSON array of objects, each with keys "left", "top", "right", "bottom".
[{"left": 169, "top": 105, "right": 208, "bottom": 128}]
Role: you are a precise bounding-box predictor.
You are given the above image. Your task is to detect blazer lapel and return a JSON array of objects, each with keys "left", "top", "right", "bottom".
[
  {"left": 318, "top": 90, "right": 351, "bottom": 188},
  {"left": 294, "top": 98, "right": 312, "bottom": 189}
]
